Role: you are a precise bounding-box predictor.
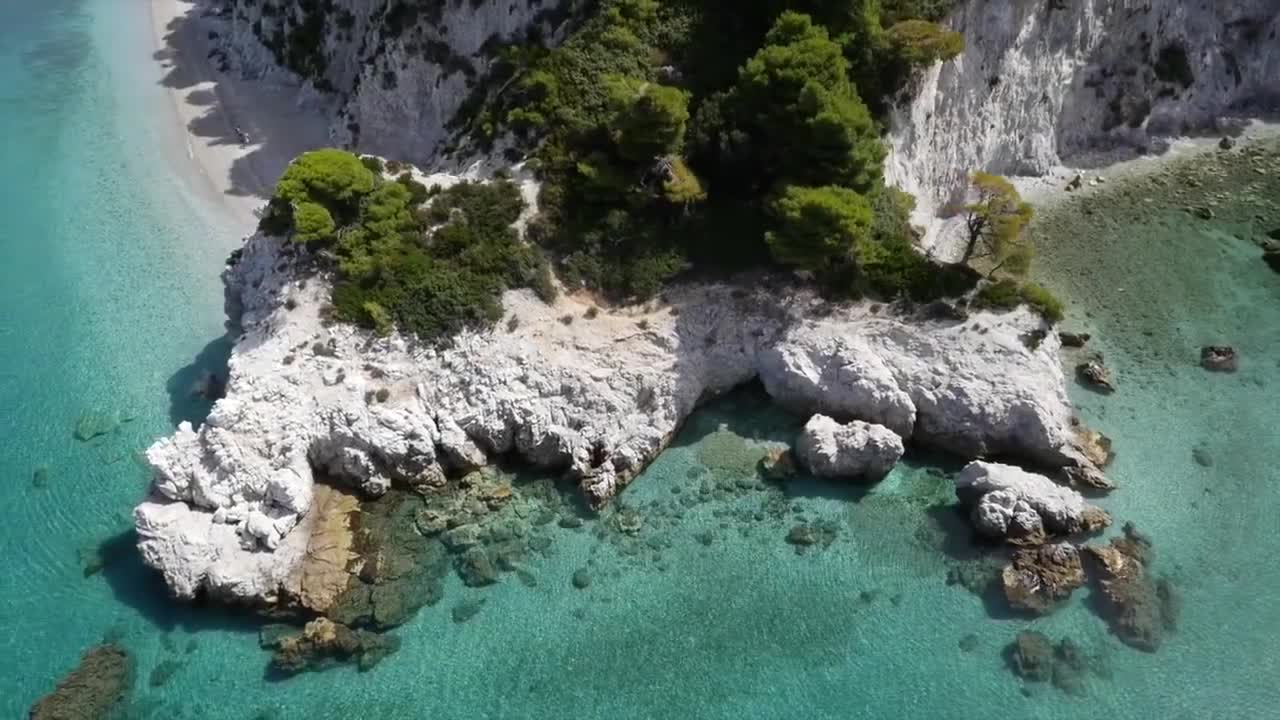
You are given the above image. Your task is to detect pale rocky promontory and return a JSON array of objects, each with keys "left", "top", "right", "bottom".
[{"left": 135, "top": 223, "right": 1103, "bottom": 604}]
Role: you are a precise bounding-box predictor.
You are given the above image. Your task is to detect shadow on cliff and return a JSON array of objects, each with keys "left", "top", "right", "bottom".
[
  {"left": 152, "top": 0, "right": 330, "bottom": 206},
  {"left": 165, "top": 335, "right": 233, "bottom": 429},
  {"left": 94, "top": 529, "right": 265, "bottom": 636}
]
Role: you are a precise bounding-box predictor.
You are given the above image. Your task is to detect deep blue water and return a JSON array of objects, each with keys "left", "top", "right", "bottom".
[{"left": 3, "top": 2, "right": 1280, "bottom": 718}]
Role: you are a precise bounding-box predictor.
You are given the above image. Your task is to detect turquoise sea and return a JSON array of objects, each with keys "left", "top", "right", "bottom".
[{"left": 3, "top": 1, "right": 1280, "bottom": 718}]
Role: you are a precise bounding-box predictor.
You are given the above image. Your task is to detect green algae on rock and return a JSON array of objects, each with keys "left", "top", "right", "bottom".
[{"left": 29, "top": 644, "right": 131, "bottom": 720}]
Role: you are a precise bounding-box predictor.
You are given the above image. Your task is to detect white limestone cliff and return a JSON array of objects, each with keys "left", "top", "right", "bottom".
[
  {"left": 886, "top": 0, "right": 1280, "bottom": 259},
  {"left": 215, "top": 0, "right": 575, "bottom": 164},
  {"left": 136, "top": 217, "right": 1096, "bottom": 602}
]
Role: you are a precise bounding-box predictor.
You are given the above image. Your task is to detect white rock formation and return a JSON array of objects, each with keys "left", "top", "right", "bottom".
[
  {"left": 794, "top": 415, "right": 904, "bottom": 481},
  {"left": 136, "top": 220, "right": 1095, "bottom": 602},
  {"left": 886, "top": 0, "right": 1280, "bottom": 259},
  {"left": 955, "top": 461, "right": 1103, "bottom": 539},
  {"left": 215, "top": 0, "right": 576, "bottom": 164}
]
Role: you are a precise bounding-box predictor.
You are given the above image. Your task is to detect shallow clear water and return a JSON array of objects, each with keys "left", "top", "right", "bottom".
[{"left": 4, "top": 2, "right": 1280, "bottom": 718}]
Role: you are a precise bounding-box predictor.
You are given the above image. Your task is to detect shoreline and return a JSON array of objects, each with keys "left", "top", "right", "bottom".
[{"left": 147, "top": 0, "right": 330, "bottom": 234}]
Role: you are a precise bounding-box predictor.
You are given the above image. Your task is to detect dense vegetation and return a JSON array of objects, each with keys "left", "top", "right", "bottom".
[
  {"left": 459, "top": 0, "right": 970, "bottom": 300},
  {"left": 259, "top": 0, "right": 1061, "bottom": 341},
  {"left": 261, "top": 149, "right": 554, "bottom": 341}
]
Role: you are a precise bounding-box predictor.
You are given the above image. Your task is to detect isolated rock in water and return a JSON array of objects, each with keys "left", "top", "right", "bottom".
[
  {"left": 1086, "top": 524, "right": 1176, "bottom": 652},
  {"left": 956, "top": 461, "right": 1107, "bottom": 541},
  {"left": 759, "top": 446, "right": 797, "bottom": 481},
  {"left": 30, "top": 644, "right": 131, "bottom": 720},
  {"left": 1199, "top": 346, "right": 1238, "bottom": 373},
  {"left": 795, "top": 414, "right": 904, "bottom": 480},
  {"left": 1218, "top": 136, "right": 1236, "bottom": 150},
  {"left": 1075, "top": 355, "right": 1115, "bottom": 392},
  {"left": 1002, "top": 543, "right": 1086, "bottom": 614},
  {"left": 271, "top": 617, "right": 399, "bottom": 675},
  {"left": 74, "top": 411, "right": 119, "bottom": 442},
  {"left": 1006, "top": 631, "right": 1054, "bottom": 682}
]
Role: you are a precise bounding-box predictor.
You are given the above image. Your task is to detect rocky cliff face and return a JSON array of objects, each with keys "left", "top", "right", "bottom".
[
  {"left": 886, "top": 0, "right": 1280, "bottom": 259},
  {"left": 217, "top": 0, "right": 573, "bottom": 163},
  {"left": 135, "top": 177, "right": 1097, "bottom": 602}
]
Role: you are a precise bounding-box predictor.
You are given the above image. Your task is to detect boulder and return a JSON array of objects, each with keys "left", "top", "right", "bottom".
[
  {"left": 1075, "top": 354, "right": 1115, "bottom": 392},
  {"left": 794, "top": 415, "right": 904, "bottom": 480},
  {"left": 1199, "top": 345, "right": 1238, "bottom": 372},
  {"left": 956, "top": 461, "right": 1106, "bottom": 541},
  {"left": 30, "top": 644, "right": 131, "bottom": 720},
  {"left": 1002, "top": 543, "right": 1086, "bottom": 614}
]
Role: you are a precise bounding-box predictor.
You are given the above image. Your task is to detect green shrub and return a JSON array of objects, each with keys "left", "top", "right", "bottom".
[
  {"left": 973, "top": 280, "right": 1064, "bottom": 322},
  {"left": 268, "top": 150, "right": 552, "bottom": 343},
  {"left": 1019, "top": 282, "right": 1065, "bottom": 322},
  {"left": 360, "top": 155, "right": 385, "bottom": 174}
]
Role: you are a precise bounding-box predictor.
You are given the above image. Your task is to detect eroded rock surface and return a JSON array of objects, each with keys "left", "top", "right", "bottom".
[
  {"left": 136, "top": 230, "right": 1095, "bottom": 604},
  {"left": 956, "top": 461, "right": 1110, "bottom": 543}
]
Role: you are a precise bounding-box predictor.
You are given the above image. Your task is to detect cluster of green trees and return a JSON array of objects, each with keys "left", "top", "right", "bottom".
[
  {"left": 260, "top": 149, "right": 553, "bottom": 341},
  {"left": 465, "top": 0, "right": 972, "bottom": 300},
  {"left": 260, "top": 1, "right": 1062, "bottom": 342}
]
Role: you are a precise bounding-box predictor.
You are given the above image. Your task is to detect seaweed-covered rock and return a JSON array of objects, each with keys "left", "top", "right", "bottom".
[
  {"left": 1199, "top": 345, "right": 1238, "bottom": 372},
  {"left": 1002, "top": 543, "right": 1086, "bottom": 614},
  {"left": 795, "top": 415, "right": 904, "bottom": 480},
  {"left": 1085, "top": 524, "right": 1177, "bottom": 652},
  {"left": 1004, "top": 631, "right": 1095, "bottom": 695},
  {"left": 1006, "top": 631, "right": 1054, "bottom": 682},
  {"left": 457, "top": 547, "right": 498, "bottom": 587},
  {"left": 30, "top": 644, "right": 131, "bottom": 720},
  {"left": 270, "top": 618, "right": 399, "bottom": 675}
]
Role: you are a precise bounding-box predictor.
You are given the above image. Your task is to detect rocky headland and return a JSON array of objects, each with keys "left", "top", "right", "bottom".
[{"left": 136, "top": 222, "right": 1104, "bottom": 606}]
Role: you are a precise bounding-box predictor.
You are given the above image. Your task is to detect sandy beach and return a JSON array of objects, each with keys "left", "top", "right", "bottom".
[{"left": 148, "top": 0, "right": 330, "bottom": 233}]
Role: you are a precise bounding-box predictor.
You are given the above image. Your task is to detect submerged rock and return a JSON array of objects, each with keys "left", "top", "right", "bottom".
[
  {"left": 1002, "top": 543, "right": 1086, "bottom": 614},
  {"left": 270, "top": 617, "right": 399, "bottom": 675},
  {"left": 1004, "top": 631, "right": 1094, "bottom": 695},
  {"left": 1199, "top": 345, "right": 1238, "bottom": 373},
  {"left": 1006, "top": 631, "right": 1054, "bottom": 682},
  {"left": 795, "top": 415, "right": 904, "bottom": 481},
  {"left": 30, "top": 644, "right": 131, "bottom": 720},
  {"left": 1085, "top": 524, "right": 1177, "bottom": 652}
]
